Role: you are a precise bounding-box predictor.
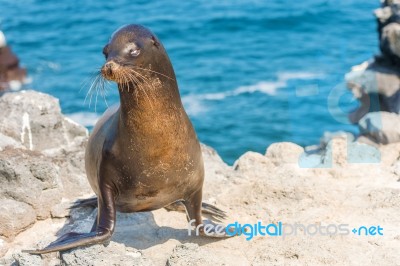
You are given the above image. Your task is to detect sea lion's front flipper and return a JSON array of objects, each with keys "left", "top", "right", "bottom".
[
  {"left": 23, "top": 230, "right": 112, "bottom": 254},
  {"left": 24, "top": 188, "right": 116, "bottom": 254}
]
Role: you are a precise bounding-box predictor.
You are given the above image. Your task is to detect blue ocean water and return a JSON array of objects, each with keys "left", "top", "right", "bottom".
[{"left": 1, "top": 0, "right": 379, "bottom": 164}]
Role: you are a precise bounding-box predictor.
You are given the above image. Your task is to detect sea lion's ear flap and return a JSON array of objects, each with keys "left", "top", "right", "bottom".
[
  {"left": 102, "top": 44, "right": 109, "bottom": 57},
  {"left": 151, "top": 36, "right": 160, "bottom": 48}
]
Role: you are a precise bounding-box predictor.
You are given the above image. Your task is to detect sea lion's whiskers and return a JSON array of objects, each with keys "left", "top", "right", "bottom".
[
  {"left": 120, "top": 68, "right": 131, "bottom": 93},
  {"left": 124, "top": 70, "right": 140, "bottom": 103},
  {"left": 81, "top": 70, "right": 101, "bottom": 93},
  {"left": 94, "top": 82, "right": 100, "bottom": 112},
  {"left": 126, "top": 69, "right": 154, "bottom": 109},
  {"left": 124, "top": 70, "right": 149, "bottom": 105},
  {"left": 99, "top": 76, "right": 109, "bottom": 108},
  {"left": 83, "top": 73, "right": 98, "bottom": 105},
  {"left": 90, "top": 75, "right": 103, "bottom": 110},
  {"left": 132, "top": 66, "right": 175, "bottom": 81},
  {"left": 128, "top": 68, "right": 157, "bottom": 101},
  {"left": 129, "top": 69, "right": 154, "bottom": 90},
  {"left": 86, "top": 74, "right": 102, "bottom": 108},
  {"left": 119, "top": 68, "right": 130, "bottom": 93},
  {"left": 116, "top": 69, "right": 126, "bottom": 92}
]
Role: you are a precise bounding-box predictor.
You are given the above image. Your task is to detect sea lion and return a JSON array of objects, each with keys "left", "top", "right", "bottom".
[
  {"left": 27, "top": 24, "right": 228, "bottom": 254},
  {"left": 0, "top": 31, "right": 27, "bottom": 91}
]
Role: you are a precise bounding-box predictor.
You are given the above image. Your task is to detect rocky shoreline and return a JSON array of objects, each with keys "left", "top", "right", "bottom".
[{"left": 0, "top": 90, "right": 398, "bottom": 265}]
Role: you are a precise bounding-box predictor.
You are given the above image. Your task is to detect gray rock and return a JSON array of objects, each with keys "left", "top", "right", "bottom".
[
  {"left": 166, "top": 243, "right": 248, "bottom": 266},
  {"left": 0, "top": 199, "right": 36, "bottom": 240},
  {"left": 12, "top": 252, "right": 43, "bottom": 266},
  {"left": 320, "top": 131, "right": 355, "bottom": 149},
  {"left": 200, "top": 143, "right": 231, "bottom": 181},
  {"left": 0, "top": 91, "right": 92, "bottom": 256},
  {"left": 265, "top": 142, "right": 304, "bottom": 166},
  {"left": 61, "top": 241, "right": 151, "bottom": 266},
  {"left": 50, "top": 201, "right": 74, "bottom": 218},
  {"left": 0, "top": 149, "right": 62, "bottom": 220},
  {"left": 347, "top": 0, "right": 400, "bottom": 124},
  {"left": 381, "top": 23, "right": 400, "bottom": 61},
  {"left": 346, "top": 60, "right": 400, "bottom": 123},
  {"left": 0, "top": 90, "right": 88, "bottom": 152},
  {"left": 0, "top": 133, "right": 24, "bottom": 151},
  {"left": 322, "top": 137, "right": 381, "bottom": 166},
  {"left": 358, "top": 111, "right": 400, "bottom": 144},
  {"left": 233, "top": 151, "right": 274, "bottom": 172}
]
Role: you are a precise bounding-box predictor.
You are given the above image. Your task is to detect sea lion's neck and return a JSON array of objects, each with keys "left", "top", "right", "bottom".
[{"left": 117, "top": 79, "right": 184, "bottom": 130}]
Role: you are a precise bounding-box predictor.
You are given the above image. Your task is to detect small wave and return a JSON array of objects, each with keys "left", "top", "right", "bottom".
[
  {"left": 182, "top": 71, "right": 324, "bottom": 116},
  {"left": 182, "top": 94, "right": 208, "bottom": 116},
  {"left": 34, "top": 61, "right": 61, "bottom": 73},
  {"left": 67, "top": 112, "right": 100, "bottom": 127},
  {"left": 277, "top": 71, "right": 323, "bottom": 81}
]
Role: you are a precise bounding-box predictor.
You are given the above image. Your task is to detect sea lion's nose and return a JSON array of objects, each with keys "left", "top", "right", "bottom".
[
  {"left": 101, "top": 61, "right": 117, "bottom": 77},
  {"left": 105, "top": 62, "right": 114, "bottom": 70}
]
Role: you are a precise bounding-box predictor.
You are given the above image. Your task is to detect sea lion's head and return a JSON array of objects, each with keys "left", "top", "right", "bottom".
[{"left": 101, "top": 24, "right": 174, "bottom": 86}]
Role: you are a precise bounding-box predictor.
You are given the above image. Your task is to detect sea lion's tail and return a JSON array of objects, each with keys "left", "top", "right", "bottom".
[{"left": 70, "top": 197, "right": 227, "bottom": 222}]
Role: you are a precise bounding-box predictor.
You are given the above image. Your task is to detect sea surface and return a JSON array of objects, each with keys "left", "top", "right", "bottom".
[{"left": 1, "top": 0, "right": 379, "bottom": 164}]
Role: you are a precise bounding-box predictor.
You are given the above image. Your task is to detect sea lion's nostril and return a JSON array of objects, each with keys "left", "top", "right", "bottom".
[
  {"left": 105, "top": 62, "right": 113, "bottom": 70},
  {"left": 102, "top": 62, "right": 114, "bottom": 77}
]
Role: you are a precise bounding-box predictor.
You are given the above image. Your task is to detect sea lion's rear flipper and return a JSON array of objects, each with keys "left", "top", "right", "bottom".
[
  {"left": 165, "top": 200, "right": 227, "bottom": 222},
  {"left": 69, "top": 196, "right": 98, "bottom": 209},
  {"left": 183, "top": 189, "right": 234, "bottom": 238},
  {"left": 73, "top": 196, "right": 227, "bottom": 222},
  {"left": 24, "top": 188, "right": 116, "bottom": 254}
]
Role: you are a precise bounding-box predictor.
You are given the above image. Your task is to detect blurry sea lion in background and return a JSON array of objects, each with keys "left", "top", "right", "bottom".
[{"left": 0, "top": 31, "right": 27, "bottom": 91}]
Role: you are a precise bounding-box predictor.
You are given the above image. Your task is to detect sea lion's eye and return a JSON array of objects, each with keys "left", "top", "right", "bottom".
[{"left": 129, "top": 49, "right": 140, "bottom": 57}]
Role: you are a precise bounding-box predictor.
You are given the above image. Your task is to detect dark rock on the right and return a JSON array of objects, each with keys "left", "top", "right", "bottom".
[{"left": 346, "top": 0, "right": 400, "bottom": 144}]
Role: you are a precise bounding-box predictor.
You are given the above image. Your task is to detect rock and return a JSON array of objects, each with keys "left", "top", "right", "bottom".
[
  {"left": 61, "top": 242, "right": 150, "bottom": 266},
  {"left": 0, "top": 237, "right": 9, "bottom": 258},
  {"left": 51, "top": 201, "right": 73, "bottom": 218},
  {"left": 379, "top": 142, "right": 400, "bottom": 165},
  {"left": 1, "top": 89, "right": 400, "bottom": 265},
  {"left": 200, "top": 143, "right": 231, "bottom": 181},
  {"left": 345, "top": 60, "right": 400, "bottom": 123},
  {"left": 375, "top": 6, "right": 393, "bottom": 25},
  {"left": 358, "top": 111, "right": 400, "bottom": 144},
  {"left": 166, "top": 243, "right": 248, "bottom": 266},
  {"left": 200, "top": 143, "right": 241, "bottom": 200},
  {"left": 0, "top": 91, "right": 92, "bottom": 256},
  {"left": 0, "top": 132, "right": 24, "bottom": 151},
  {"left": 393, "top": 161, "right": 400, "bottom": 176},
  {"left": 322, "top": 137, "right": 381, "bottom": 166},
  {"left": 381, "top": 22, "right": 400, "bottom": 62},
  {"left": 347, "top": 1, "right": 400, "bottom": 124},
  {"left": 0, "top": 90, "right": 87, "bottom": 152},
  {"left": 0, "top": 149, "right": 62, "bottom": 220},
  {"left": 233, "top": 151, "right": 274, "bottom": 173},
  {"left": 265, "top": 142, "right": 304, "bottom": 166},
  {"left": 320, "top": 131, "right": 355, "bottom": 148},
  {"left": 12, "top": 252, "right": 43, "bottom": 266},
  {"left": 0, "top": 199, "right": 36, "bottom": 240}
]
